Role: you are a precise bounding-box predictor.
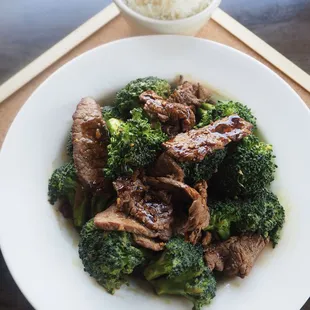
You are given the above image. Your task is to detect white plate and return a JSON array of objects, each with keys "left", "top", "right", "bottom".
[{"left": 0, "top": 36, "right": 310, "bottom": 310}]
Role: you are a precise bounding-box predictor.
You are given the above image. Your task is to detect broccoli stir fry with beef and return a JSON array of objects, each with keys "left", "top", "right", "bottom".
[{"left": 48, "top": 76, "right": 285, "bottom": 309}]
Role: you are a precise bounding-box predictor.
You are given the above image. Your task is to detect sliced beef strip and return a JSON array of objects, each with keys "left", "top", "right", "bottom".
[
  {"left": 147, "top": 152, "right": 185, "bottom": 182},
  {"left": 145, "top": 177, "right": 210, "bottom": 244},
  {"left": 168, "top": 81, "right": 200, "bottom": 109},
  {"left": 133, "top": 235, "right": 165, "bottom": 251},
  {"left": 72, "top": 97, "right": 110, "bottom": 192},
  {"left": 113, "top": 171, "right": 147, "bottom": 210},
  {"left": 204, "top": 234, "right": 269, "bottom": 278},
  {"left": 140, "top": 90, "right": 196, "bottom": 136},
  {"left": 204, "top": 246, "right": 225, "bottom": 272},
  {"left": 145, "top": 176, "right": 199, "bottom": 201},
  {"left": 201, "top": 231, "right": 213, "bottom": 248},
  {"left": 94, "top": 204, "right": 159, "bottom": 238},
  {"left": 185, "top": 180, "right": 210, "bottom": 244},
  {"left": 163, "top": 115, "right": 253, "bottom": 162},
  {"left": 95, "top": 172, "right": 174, "bottom": 249},
  {"left": 168, "top": 80, "right": 213, "bottom": 110},
  {"left": 129, "top": 199, "right": 173, "bottom": 241},
  {"left": 145, "top": 189, "right": 172, "bottom": 205},
  {"left": 113, "top": 172, "right": 174, "bottom": 241},
  {"left": 195, "top": 180, "right": 208, "bottom": 202}
]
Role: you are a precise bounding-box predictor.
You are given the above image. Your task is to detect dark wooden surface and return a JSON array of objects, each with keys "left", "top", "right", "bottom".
[
  {"left": 0, "top": 0, "right": 110, "bottom": 84},
  {"left": 0, "top": 0, "right": 309, "bottom": 309},
  {"left": 222, "top": 0, "right": 310, "bottom": 75}
]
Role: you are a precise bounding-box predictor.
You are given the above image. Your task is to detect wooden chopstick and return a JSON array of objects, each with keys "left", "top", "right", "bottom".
[{"left": 0, "top": 5, "right": 309, "bottom": 103}]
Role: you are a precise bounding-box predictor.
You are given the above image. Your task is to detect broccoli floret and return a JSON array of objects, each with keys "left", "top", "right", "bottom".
[
  {"left": 106, "top": 117, "right": 124, "bottom": 136},
  {"left": 238, "top": 190, "right": 285, "bottom": 245},
  {"left": 144, "top": 237, "right": 216, "bottom": 310},
  {"left": 144, "top": 237, "right": 204, "bottom": 281},
  {"left": 184, "top": 268, "right": 217, "bottom": 310},
  {"left": 151, "top": 267, "right": 216, "bottom": 310},
  {"left": 197, "top": 100, "right": 256, "bottom": 128},
  {"left": 196, "top": 103, "right": 215, "bottom": 128},
  {"left": 79, "top": 220, "right": 146, "bottom": 294},
  {"left": 104, "top": 108, "right": 167, "bottom": 179},
  {"left": 213, "top": 100, "right": 257, "bottom": 127},
  {"left": 102, "top": 105, "right": 121, "bottom": 121},
  {"left": 207, "top": 190, "right": 285, "bottom": 245},
  {"left": 206, "top": 198, "right": 239, "bottom": 240},
  {"left": 181, "top": 148, "right": 227, "bottom": 184},
  {"left": 66, "top": 131, "right": 73, "bottom": 158},
  {"left": 115, "top": 77, "right": 171, "bottom": 118},
  {"left": 48, "top": 162, "right": 77, "bottom": 205},
  {"left": 211, "top": 134, "right": 276, "bottom": 197},
  {"left": 48, "top": 162, "right": 88, "bottom": 228}
]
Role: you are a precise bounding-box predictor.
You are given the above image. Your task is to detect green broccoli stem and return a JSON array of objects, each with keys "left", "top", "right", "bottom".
[
  {"left": 106, "top": 118, "right": 124, "bottom": 136},
  {"left": 197, "top": 109, "right": 209, "bottom": 118},
  {"left": 144, "top": 255, "right": 173, "bottom": 281},
  {"left": 197, "top": 104, "right": 214, "bottom": 118},
  {"left": 151, "top": 269, "right": 205, "bottom": 297},
  {"left": 200, "top": 103, "right": 215, "bottom": 111},
  {"left": 91, "top": 195, "right": 112, "bottom": 217},
  {"left": 151, "top": 278, "right": 187, "bottom": 296},
  {"left": 72, "top": 184, "right": 88, "bottom": 228},
  {"left": 186, "top": 285, "right": 204, "bottom": 295},
  {"left": 216, "top": 221, "right": 231, "bottom": 240},
  {"left": 73, "top": 198, "right": 88, "bottom": 228},
  {"left": 206, "top": 219, "right": 231, "bottom": 240},
  {"left": 196, "top": 103, "right": 215, "bottom": 128},
  {"left": 66, "top": 191, "right": 76, "bottom": 208}
]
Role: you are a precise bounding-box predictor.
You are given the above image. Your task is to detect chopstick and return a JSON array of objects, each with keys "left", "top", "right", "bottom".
[{"left": 0, "top": 5, "right": 309, "bottom": 104}]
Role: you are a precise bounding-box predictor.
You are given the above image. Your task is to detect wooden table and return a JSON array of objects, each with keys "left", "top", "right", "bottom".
[{"left": 0, "top": 1, "right": 309, "bottom": 309}]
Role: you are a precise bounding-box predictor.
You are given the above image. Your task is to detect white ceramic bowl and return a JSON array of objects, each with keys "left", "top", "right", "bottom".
[
  {"left": 0, "top": 36, "right": 310, "bottom": 310},
  {"left": 113, "top": 0, "right": 221, "bottom": 35}
]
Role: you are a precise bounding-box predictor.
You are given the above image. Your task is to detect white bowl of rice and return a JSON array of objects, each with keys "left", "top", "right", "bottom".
[{"left": 114, "top": 0, "right": 221, "bottom": 35}]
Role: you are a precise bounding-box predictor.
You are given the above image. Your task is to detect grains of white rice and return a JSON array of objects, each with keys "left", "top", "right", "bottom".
[{"left": 123, "top": 0, "right": 212, "bottom": 20}]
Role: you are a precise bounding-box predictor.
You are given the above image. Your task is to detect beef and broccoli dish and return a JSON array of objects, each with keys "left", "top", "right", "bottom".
[{"left": 48, "top": 76, "right": 285, "bottom": 310}]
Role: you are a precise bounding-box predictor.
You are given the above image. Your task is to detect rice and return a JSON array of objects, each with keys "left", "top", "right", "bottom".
[{"left": 123, "top": 0, "right": 212, "bottom": 20}]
